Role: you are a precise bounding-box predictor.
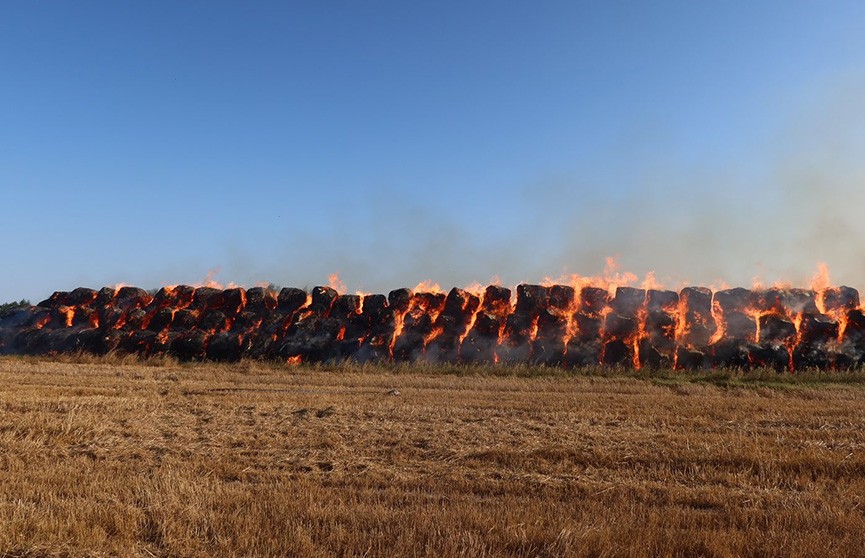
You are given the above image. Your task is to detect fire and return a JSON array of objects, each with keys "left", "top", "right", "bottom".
[
  {"left": 458, "top": 289, "right": 484, "bottom": 347},
  {"left": 389, "top": 305, "right": 410, "bottom": 357},
  {"left": 201, "top": 269, "right": 222, "bottom": 289},
  {"left": 59, "top": 306, "right": 75, "bottom": 328},
  {"left": 328, "top": 273, "right": 347, "bottom": 293},
  {"left": 812, "top": 262, "right": 832, "bottom": 304},
  {"left": 412, "top": 280, "right": 443, "bottom": 294},
  {"left": 528, "top": 316, "right": 540, "bottom": 342},
  {"left": 11, "top": 262, "right": 864, "bottom": 372},
  {"left": 543, "top": 258, "right": 648, "bottom": 298},
  {"left": 709, "top": 296, "right": 725, "bottom": 345}
]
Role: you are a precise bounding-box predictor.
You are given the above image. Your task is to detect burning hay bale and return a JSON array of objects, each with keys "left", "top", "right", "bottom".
[{"left": 3, "top": 281, "right": 865, "bottom": 372}]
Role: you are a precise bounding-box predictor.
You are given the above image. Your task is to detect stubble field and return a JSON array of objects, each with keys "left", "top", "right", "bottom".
[{"left": 1, "top": 356, "right": 864, "bottom": 557}]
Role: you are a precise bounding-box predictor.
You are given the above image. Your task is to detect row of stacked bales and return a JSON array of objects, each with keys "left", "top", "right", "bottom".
[{"left": 1, "top": 283, "right": 864, "bottom": 371}]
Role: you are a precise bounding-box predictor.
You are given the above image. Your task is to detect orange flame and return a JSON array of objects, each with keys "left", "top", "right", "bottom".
[
  {"left": 413, "top": 280, "right": 443, "bottom": 294},
  {"left": 328, "top": 273, "right": 347, "bottom": 294}
]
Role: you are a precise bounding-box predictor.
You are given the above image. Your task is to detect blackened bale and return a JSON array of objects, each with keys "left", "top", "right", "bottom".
[
  {"left": 120, "top": 330, "right": 157, "bottom": 356},
  {"left": 548, "top": 285, "right": 575, "bottom": 311},
  {"left": 680, "top": 287, "right": 715, "bottom": 348},
  {"left": 123, "top": 308, "right": 149, "bottom": 330},
  {"left": 460, "top": 313, "right": 500, "bottom": 364},
  {"left": 714, "top": 288, "right": 751, "bottom": 314},
  {"left": 603, "top": 313, "right": 637, "bottom": 340},
  {"left": 602, "top": 338, "right": 632, "bottom": 366},
  {"left": 95, "top": 286, "right": 119, "bottom": 307},
  {"left": 277, "top": 288, "right": 308, "bottom": 313},
  {"left": 147, "top": 308, "right": 175, "bottom": 333},
  {"left": 748, "top": 343, "right": 789, "bottom": 371},
  {"left": 822, "top": 286, "right": 860, "bottom": 313},
  {"left": 646, "top": 290, "right": 678, "bottom": 312},
  {"left": 611, "top": 287, "right": 645, "bottom": 317},
  {"left": 206, "top": 332, "right": 247, "bottom": 362},
  {"left": 680, "top": 287, "right": 713, "bottom": 316},
  {"left": 780, "top": 289, "right": 818, "bottom": 314},
  {"left": 533, "top": 309, "right": 566, "bottom": 365},
  {"left": 580, "top": 287, "right": 610, "bottom": 316},
  {"left": 68, "top": 287, "right": 98, "bottom": 306},
  {"left": 573, "top": 313, "right": 603, "bottom": 343},
  {"left": 190, "top": 287, "right": 224, "bottom": 311},
  {"left": 37, "top": 291, "right": 71, "bottom": 309},
  {"left": 799, "top": 314, "right": 839, "bottom": 345},
  {"left": 310, "top": 286, "right": 338, "bottom": 315},
  {"left": 199, "top": 310, "right": 230, "bottom": 333},
  {"left": 440, "top": 288, "right": 480, "bottom": 326},
  {"left": 387, "top": 288, "right": 413, "bottom": 313},
  {"left": 152, "top": 285, "right": 194, "bottom": 309},
  {"left": 170, "top": 309, "right": 199, "bottom": 331},
  {"left": 675, "top": 346, "right": 709, "bottom": 370},
  {"left": 221, "top": 288, "right": 246, "bottom": 316},
  {"left": 331, "top": 294, "right": 362, "bottom": 319},
  {"left": 171, "top": 330, "right": 209, "bottom": 361},
  {"left": 759, "top": 315, "right": 796, "bottom": 344},
  {"left": 564, "top": 339, "right": 602, "bottom": 366},
  {"left": 115, "top": 287, "right": 152, "bottom": 310},
  {"left": 639, "top": 339, "right": 672, "bottom": 369},
  {"left": 711, "top": 339, "right": 751, "bottom": 369},
  {"left": 515, "top": 285, "right": 550, "bottom": 316},
  {"left": 723, "top": 311, "right": 757, "bottom": 341},
  {"left": 481, "top": 285, "right": 512, "bottom": 314},
  {"left": 245, "top": 287, "right": 277, "bottom": 313}
]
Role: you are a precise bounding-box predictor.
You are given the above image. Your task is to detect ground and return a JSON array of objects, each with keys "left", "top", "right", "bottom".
[{"left": 0, "top": 356, "right": 864, "bottom": 557}]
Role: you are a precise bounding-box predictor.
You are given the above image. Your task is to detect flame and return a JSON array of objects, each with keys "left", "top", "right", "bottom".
[
  {"left": 34, "top": 314, "right": 52, "bottom": 330},
  {"left": 633, "top": 303, "right": 649, "bottom": 369},
  {"left": 59, "top": 306, "right": 75, "bottom": 328},
  {"left": 673, "top": 297, "right": 690, "bottom": 347},
  {"left": 423, "top": 325, "right": 444, "bottom": 348},
  {"left": 709, "top": 296, "right": 725, "bottom": 345},
  {"left": 458, "top": 290, "right": 484, "bottom": 347},
  {"left": 21, "top": 260, "right": 863, "bottom": 371},
  {"left": 201, "top": 269, "right": 222, "bottom": 289},
  {"left": 389, "top": 306, "right": 410, "bottom": 358},
  {"left": 462, "top": 281, "right": 486, "bottom": 299},
  {"left": 561, "top": 289, "right": 580, "bottom": 348},
  {"left": 640, "top": 271, "right": 662, "bottom": 291},
  {"left": 528, "top": 316, "right": 539, "bottom": 342},
  {"left": 413, "top": 280, "right": 443, "bottom": 294},
  {"left": 287, "top": 355, "right": 302, "bottom": 366},
  {"left": 328, "top": 273, "right": 347, "bottom": 294},
  {"left": 543, "top": 258, "right": 650, "bottom": 298},
  {"left": 811, "top": 262, "right": 832, "bottom": 294}
]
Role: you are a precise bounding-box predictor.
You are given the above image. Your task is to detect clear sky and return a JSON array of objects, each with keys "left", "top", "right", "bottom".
[{"left": 4, "top": 2, "right": 865, "bottom": 301}]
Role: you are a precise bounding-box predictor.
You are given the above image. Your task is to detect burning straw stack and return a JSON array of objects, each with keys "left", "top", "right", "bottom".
[{"left": 2, "top": 282, "right": 864, "bottom": 371}]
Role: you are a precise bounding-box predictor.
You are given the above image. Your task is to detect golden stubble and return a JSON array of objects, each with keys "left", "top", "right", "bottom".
[{"left": 0, "top": 356, "right": 864, "bottom": 557}]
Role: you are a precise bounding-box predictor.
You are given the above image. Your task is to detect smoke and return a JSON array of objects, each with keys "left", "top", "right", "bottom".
[
  {"left": 444, "top": 75, "right": 865, "bottom": 293},
  {"left": 158, "top": 76, "right": 865, "bottom": 295}
]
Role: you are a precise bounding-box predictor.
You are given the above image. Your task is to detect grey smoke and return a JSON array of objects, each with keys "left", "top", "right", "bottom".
[{"left": 170, "top": 76, "right": 865, "bottom": 295}]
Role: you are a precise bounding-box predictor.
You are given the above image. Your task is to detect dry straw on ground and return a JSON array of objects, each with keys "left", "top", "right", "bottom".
[{"left": 0, "top": 356, "right": 864, "bottom": 557}]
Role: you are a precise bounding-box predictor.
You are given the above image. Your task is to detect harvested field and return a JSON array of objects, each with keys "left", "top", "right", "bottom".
[{"left": 1, "top": 357, "right": 865, "bottom": 557}]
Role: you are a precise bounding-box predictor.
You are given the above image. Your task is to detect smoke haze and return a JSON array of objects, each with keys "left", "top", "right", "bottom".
[{"left": 207, "top": 77, "right": 865, "bottom": 295}]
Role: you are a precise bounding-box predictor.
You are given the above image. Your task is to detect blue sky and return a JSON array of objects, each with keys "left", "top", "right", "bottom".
[{"left": 3, "top": 2, "right": 865, "bottom": 301}]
